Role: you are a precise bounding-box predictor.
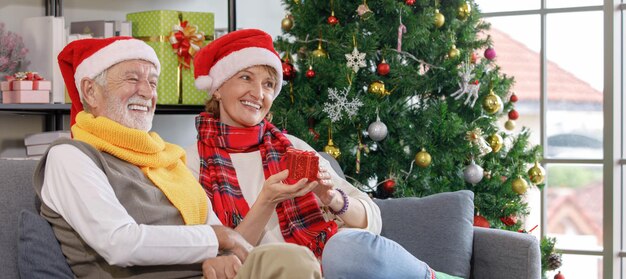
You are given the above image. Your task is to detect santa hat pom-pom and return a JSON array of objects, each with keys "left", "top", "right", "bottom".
[{"left": 195, "top": 75, "right": 213, "bottom": 92}]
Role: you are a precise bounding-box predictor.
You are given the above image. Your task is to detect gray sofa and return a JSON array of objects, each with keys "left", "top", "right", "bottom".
[{"left": 0, "top": 158, "right": 540, "bottom": 279}]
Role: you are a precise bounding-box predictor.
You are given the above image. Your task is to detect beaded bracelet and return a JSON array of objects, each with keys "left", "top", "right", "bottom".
[{"left": 328, "top": 188, "right": 349, "bottom": 215}]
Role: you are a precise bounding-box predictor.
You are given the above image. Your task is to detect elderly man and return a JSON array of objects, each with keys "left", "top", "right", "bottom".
[{"left": 32, "top": 37, "right": 321, "bottom": 279}]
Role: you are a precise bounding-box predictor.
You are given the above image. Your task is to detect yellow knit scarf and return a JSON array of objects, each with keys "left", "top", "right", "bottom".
[{"left": 71, "top": 111, "right": 207, "bottom": 225}]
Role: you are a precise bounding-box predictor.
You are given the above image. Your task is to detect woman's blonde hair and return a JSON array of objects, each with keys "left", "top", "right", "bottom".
[{"left": 204, "top": 65, "right": 279, "bottom": 117}]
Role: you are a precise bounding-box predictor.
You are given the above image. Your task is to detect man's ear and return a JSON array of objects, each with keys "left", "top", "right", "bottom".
[{"left": 80, "top": 77, "right": 98, "bottom": 107}]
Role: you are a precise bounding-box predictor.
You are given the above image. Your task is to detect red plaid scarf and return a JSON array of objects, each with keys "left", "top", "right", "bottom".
[{"left": 196, "top": 112, "right": 337, "bottom": 257}]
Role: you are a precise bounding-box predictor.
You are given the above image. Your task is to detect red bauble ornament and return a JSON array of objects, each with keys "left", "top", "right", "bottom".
[
  {"left": 405, "top": 0, "right": 416, "bottom": 5},
  {"left": 508, "top": 109, "right": 519, "bottom": 120},
  {"left": 484, "top": 47, "right": 496, "bottom": 60},
  {"left": 500, "top": 215, "right": 518, "bottom": 226},
  {"left": 327, "top": 15, "right": 339, "bottom": 25},
  {"left": 554, "top": 271, "right": 565, "bottom": 279},
  {"left": 377, "top": 60, "right": 390, "bottom": 76},
  {"left": 382, "top": 179, "right": 396, "bottom": 193},
  {"left": 510, "top": 93, "right": 518, "bottom": 102},
  {"left": 473, "top": 215, "right": 490, "bottom": 228},
  {"left": 305, "top": 68, "right": 316, "bottom": 79},
  {"left": 282, "top": 61, "right": 296, "bottom": 81}
]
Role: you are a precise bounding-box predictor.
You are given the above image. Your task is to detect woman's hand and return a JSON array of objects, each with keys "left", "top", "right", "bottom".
[
  {"left": 257, "top": 169, "right": 319, "bottom": 206},
  {"left": 313, "top": 167, "right": 336, "bottom": 206},
  {"left": 202, "top": 253, "right": 242, "bottom": 279}
]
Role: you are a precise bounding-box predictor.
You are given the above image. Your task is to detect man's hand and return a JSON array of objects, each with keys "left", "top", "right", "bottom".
[
  {"left": 202, "top": 254, "right": 242, "bottom": 279},
  {"left": 211, "top": 225, "right": 252, "bottom": 263}
]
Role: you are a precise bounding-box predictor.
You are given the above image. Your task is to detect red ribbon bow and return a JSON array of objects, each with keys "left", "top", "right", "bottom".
[
  {"left": 169, "top": 21, "right": 205, "bottom": 69},
  {"left": 4, "top": 72, "right": 44, "bottom": 90}
]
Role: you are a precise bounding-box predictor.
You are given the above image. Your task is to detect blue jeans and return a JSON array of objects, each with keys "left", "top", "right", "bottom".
[{"left": 322, "top": 229, "right": 433, "bottom": 279}]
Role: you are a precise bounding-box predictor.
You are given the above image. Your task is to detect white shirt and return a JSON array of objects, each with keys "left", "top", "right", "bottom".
[
  {"left": 40, "top": 144, "right": 221, "bottom": 267},
  {"left": 186, "top": 134, "right": 382, "bottom": 245}
]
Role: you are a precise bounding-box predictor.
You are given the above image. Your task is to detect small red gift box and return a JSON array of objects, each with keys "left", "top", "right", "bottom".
[
  {"left": 282, "top": 148, "right": 319, "bottom": 183},
  {"left": 2, "top": 90, "right": 50, "bottom": 104}
]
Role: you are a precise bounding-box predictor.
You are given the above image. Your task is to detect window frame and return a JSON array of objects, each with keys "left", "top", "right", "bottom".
[{"left": 481, "top": 1, "right": 622, "bottom": 277}]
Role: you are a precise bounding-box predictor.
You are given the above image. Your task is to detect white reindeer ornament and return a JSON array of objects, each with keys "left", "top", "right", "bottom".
[{"left": 450, "top": 62, "right": 481, "bottom": 107}]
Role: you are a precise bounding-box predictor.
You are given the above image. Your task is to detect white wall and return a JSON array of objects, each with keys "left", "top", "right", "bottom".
[
  {"left": 1, "top": 0, "right": 285, "bottom": 36},
  {"left": 0, "top": 0, "right": 285, "bottom": 156}
]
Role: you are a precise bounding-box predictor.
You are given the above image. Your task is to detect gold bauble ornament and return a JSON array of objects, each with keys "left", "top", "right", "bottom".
[
  {"left": 448, "top": 44, "right": 460, "bottom": 59},
  {"left": 368, "top": 81, "right": 390, "bottom": 96},
  {"left": 434, "top": 9, "right": 445, "bottom": 28},
  {"left": 511, "top": 176, "right": 529, "bottom": 195},
  {"left": 311, "top": 41, "right": 328, "bottom": 59},
  {"left": 281, "top": 15, "right": 294, "bottom": 31},
  {"left": 457, "top": 1, "right": 471, "bottom": 21},
  {"left": 415, "top": 148, "right": 432, "bottom": 168},
  {"left": 324, "top": 138, "right": 341, "bottom": 159},
  {"left": 504, "top": 120, "right": 516, "bottom": 131},
  {"left": 528, "top": 162, "right": 546, "bottom": 184},
  {"left": 482, "top": 90, "right": 503, "bottom": 115},
  {"left": 487, "top": 133, "right": 503, "bottom": 153}
]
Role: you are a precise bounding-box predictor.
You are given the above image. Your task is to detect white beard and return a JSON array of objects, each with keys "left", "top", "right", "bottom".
[{"left": 105, "top": 95, "right": 154, "bottom": 131}]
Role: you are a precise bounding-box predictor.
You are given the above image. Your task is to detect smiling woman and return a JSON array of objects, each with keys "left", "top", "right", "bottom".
[
  {"left": 184, "top": 29, "right": 463, "bottom": 279},
  {"left": 204, "top": 65, "right": 277, "bottom": 127}
]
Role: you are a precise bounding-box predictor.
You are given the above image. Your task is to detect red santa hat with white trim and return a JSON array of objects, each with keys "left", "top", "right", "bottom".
[
  {"left": 57, "top": 36, "right": 160, "bottom": 128},
  {"left": 193, "top": 29, "right": 283, "bottom": 96}
]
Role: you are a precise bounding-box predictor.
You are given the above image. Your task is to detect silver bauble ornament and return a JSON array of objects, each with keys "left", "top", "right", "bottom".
[
  {"left": 464, "top": 159, "right": 484, "bottom": 184},
  {"left": 367, "top": 115, "right": 388, "bottom": 142}
]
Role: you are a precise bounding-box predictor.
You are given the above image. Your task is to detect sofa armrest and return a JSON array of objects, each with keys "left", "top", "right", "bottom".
[
  {"left": 0, "top": 159, "right": 40, "bottom": 279},
  {"left": 471, "top": 227, "right": 541, "bottom": 279}
]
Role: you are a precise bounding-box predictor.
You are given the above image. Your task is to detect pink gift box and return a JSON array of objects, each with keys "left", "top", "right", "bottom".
[
  {"left": 0, "top": 81, "right": 9, "bottom": 91},
  {"left": 2, "top": 90, "right": 50, "bottom": 104},
  {"left": 0, "top": 80, "right": 51, "bottom": 91}
]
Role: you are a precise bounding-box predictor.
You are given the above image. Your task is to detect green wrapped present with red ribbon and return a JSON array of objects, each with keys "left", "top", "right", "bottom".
[{"left": 127, "top": 10, "right": 214, "bottom": 105}]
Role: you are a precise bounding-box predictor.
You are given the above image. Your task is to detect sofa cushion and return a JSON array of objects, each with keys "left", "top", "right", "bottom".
[
  {"left": 374, "top": 190, "right": 474, "bottom": 278},
  {"left": 17, "top": 210, "right": 73, "bottom": 278}
]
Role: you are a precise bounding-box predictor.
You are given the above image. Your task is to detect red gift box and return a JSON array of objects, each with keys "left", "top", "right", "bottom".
[{"left": 282, "top": 148, "right": 319, "bottom": 183}]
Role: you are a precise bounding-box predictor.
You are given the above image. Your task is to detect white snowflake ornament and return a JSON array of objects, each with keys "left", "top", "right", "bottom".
[
  {"left": 323, "top": 87, "right": 363, "bottom": 122},
  {"left": 345, "top": 47, "right": 366, "bottom": 73}
]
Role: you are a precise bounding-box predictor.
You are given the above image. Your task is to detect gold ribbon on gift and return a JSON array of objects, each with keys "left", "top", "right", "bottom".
[
  {"left": 171, "top": 13, "right": 203, "bottom": 103},
  {"left": 169, "top": 13, "right": 205, "bottom": 69}
]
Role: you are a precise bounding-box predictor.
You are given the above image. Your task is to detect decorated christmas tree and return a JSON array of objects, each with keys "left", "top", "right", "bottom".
[
  {"left": 272, "top": 0, "right": 557, "bottom": 275},
  {"left": 274, "top": 0, "right": 538, "bottom": 224}
]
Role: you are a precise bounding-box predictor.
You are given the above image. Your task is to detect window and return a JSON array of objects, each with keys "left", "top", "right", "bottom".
[{"left": 475, "top": 1, "right": 615, "bottom": 278}]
